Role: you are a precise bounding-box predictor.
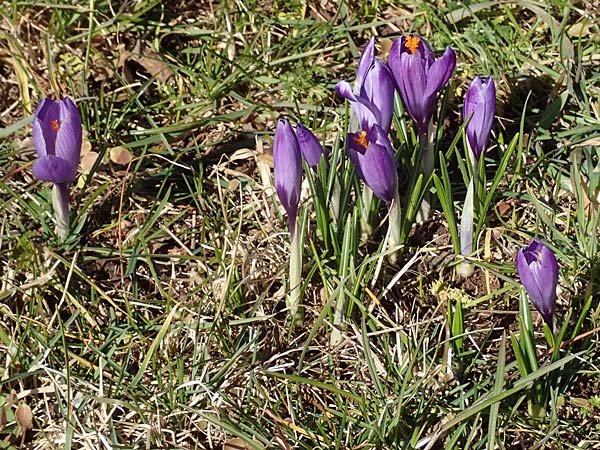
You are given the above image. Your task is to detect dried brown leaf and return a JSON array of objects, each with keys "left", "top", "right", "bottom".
[
  {"left": 15, "top": 402, "right": 33, "bottom": 430},
  {"left": 81, "top": 151, "right": 100, "bottom": 173},
  {"left": 109, "top": 146, "right": 133, "bottom": 165}
]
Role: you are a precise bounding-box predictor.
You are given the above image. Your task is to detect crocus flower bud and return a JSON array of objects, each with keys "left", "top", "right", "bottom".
[
  {"left": 32, "top": 97, "right": 82, "bottom": 184},
  {"left": 516, "top": 239, "right": 559, "bottom": 327},
  {"left": 388, "top": 34, "right": 456, "bottom": 136},
  {"left": 336, "top": 39, "right": 395, "bottom": 133},
  {"left": 273, "top": 118, "right": 302, "bottom": 235},
  {"left": 296, "top": 123, "right": 325, "bottom": 170},
  {"left": 347, "top": 124, "right": 397, "bottom": 205},
  {"left": 464, "top": 76, "right": 495, "bottom": 160}
]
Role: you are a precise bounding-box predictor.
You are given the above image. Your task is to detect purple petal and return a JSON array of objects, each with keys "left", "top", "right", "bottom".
[
  {"left": 336, "top": 80, "right": 379, "bottom": 130},
  {"left": 424, "top": 46, "right": 456, "bottom": 98},
  {"left": 33, "top": 98, "right": 62, "bottom": 157},
  {"left": 296, "top": 123, "right": 325, "bottom": 169},
  {"left": 367, "top": 124, "right": 394, "bottom": 156},
  {"left": 355, "top": 37, "right": 375, "bottom": 94},
  {"left": 390, "top": 50, "right": 428, "bottom": 133},
  {"left": 33, "top": 156, "right": 78, "bottom": 184},
  {"left": 360, "top": 60, "right": 395, "bottom": 133},
  {"left": 357, "top": 141, "right": 398, "bottom": 204},
  {"left": 273, "top": 118, "right": 302, "bottom": 234},
  {"left": 54, "top": 98, "right": 83, "bottom": 167}
]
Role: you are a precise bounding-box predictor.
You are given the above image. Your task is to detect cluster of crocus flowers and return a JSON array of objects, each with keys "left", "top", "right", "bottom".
[
  {"left": 32, "top": 97, "right": 82, "bottom": 241},
  {"left": 516, "top": 239, "right": 558, "bottom": 327}
]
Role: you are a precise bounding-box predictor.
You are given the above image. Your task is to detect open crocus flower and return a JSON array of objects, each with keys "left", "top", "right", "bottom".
[
  {"left": 516, "top": 239, "right": 559, "bottom": 327},
  {"left": 32, "top": 97, "right": 82, "bottom": 241},
  {"left": 336, "top": 39, "right": 395, "bottom": 133},
  {"left": 464, "top": 76, "right": 496, "bottom": 160},
  {"left": 296, "top": 122, "right": 326, "bottom": 170},
  {"left": 33, "top": 97, "right": 82, "bottom": 184},
  {"left": 347, "top": 124, "right": 398, "bottom": 205},
  {"left": 273, "top": 118, "right": 302, "bottom": 236},
  {"left": 388, "top": 34, "right": 456, "bottom": 136}
]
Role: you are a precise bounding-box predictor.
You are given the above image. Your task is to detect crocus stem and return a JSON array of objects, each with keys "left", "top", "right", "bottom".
[
  {"left": 330, "top": 178, "right": 341, "bottom": 222},
  {"left": 457, "top": 176, "right": 475, "bottom": 277},
  {"left": 52, "top": 183, "right": 70, "bottom": 242},
  {"left": 360, "top": 186, "right": 374, "bottom": 240},
  {"left": 387, "top": 191, "right": 402, "bottom": 262},
  {"left": 331, "top": 292, "right": 344, "bottom": 345},
  {"left": 417, "top": 120, "right": 435, "bottom": 222},
  {"left": 288, "top": 218, "right": 303, "bottom": 326}
]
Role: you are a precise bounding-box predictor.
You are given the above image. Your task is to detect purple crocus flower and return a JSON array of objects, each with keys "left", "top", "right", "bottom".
[
  {"left": 388, "top": 34, "right": 456, "bottom": 136},
  {"left": 516, "top": 239, "right": 559, "bottom": 327},
  {"left": 296, "top": 123, "right": 326, "bottom": 170},
  {"left": 464, "top": 76, "right": 496, "bottom": 160},
  {"left": 33, "top": 97, "right": 82, "bottom": 184},
  {"left": 273, "top": 118, "right": 302, "bottom": 235},
  {"left": 336, "top": 39, "right": 395, "bottom": 133},
  {"left": 32, "top": 97, "right": 82, "bottom": 240},
  {"left": 347, "top": 124, "right": 398, "bottom": 205}
]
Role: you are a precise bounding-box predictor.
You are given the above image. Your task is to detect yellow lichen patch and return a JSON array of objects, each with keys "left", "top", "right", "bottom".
[
  {"left": 353, "top": 130, "right": 369, "bottom": 149},
  {"left": 405, "top": 35, "right": 420, "bottom": 54}
]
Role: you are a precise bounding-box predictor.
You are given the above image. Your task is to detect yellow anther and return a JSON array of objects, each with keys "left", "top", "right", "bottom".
[
  {"left": 353, "top": 131, "right": 368, "bottom": 149},
  {"left": 51, "top": 119, "right": 60, "bottom": 131},
  {"left": 405, "top": 35, "right": 420, "bottom": 55}
]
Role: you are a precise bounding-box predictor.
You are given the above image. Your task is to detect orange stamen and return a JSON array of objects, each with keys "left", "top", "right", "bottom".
[
  {"left": 405, "top": 35, "right": 420, "bottom": 55},
  {"left": 51, "top": 119, "right": 60, "bottom": 131},
  {"left": 353, "top": 131, "right": 369, "bottom": 149}
]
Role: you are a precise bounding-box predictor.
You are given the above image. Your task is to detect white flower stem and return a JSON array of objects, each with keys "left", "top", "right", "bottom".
[
  {"left": 330, "top": 178, "right": 341, "bottom": 222},
  {"left": 417, "top": 120, "right": 435, "bottom": 222},
  {"left": 288, "top": 219, "right": 303, "bottom": 326},
  {"left": 387, "top": 191, "right": 402, "bottom": 262},
  {"left": 457, "top": 177, "right": 475, "bottom": 277},
  {"left": 360, "top": 186, "right": 373, "bottom": 240},
  {"left": 52, "top": 183, "right": 70, "bottom": 242}
]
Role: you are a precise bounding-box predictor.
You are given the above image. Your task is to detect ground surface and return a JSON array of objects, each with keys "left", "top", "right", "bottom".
[{"left": 1, "top": 0, "right": 600, "bottom": 449}]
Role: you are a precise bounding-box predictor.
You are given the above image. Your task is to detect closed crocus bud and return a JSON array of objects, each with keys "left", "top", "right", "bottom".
[
  {"left": 388, "top": 34, "right": 456, "bottom": 136},
  {"left": 347, "top": 124, "right": 398, "bottom": 205},
  {"left": 516, "top": 239, "right": 559, "bottom": 327},
  {"left": 296, "top": 123, "right": 325, "bottom": 170},
  {"left": 336, "top": 40, "right": 395, "bottom": 133},
  {"left": 464, "top": 76, "right": 495, "bottom": 160},
  {"left": 273, "top": 118, "right": 302, "bottom": 235},
  {"left": 32, "top": 97, "right": 82, "bottom": 184}
]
